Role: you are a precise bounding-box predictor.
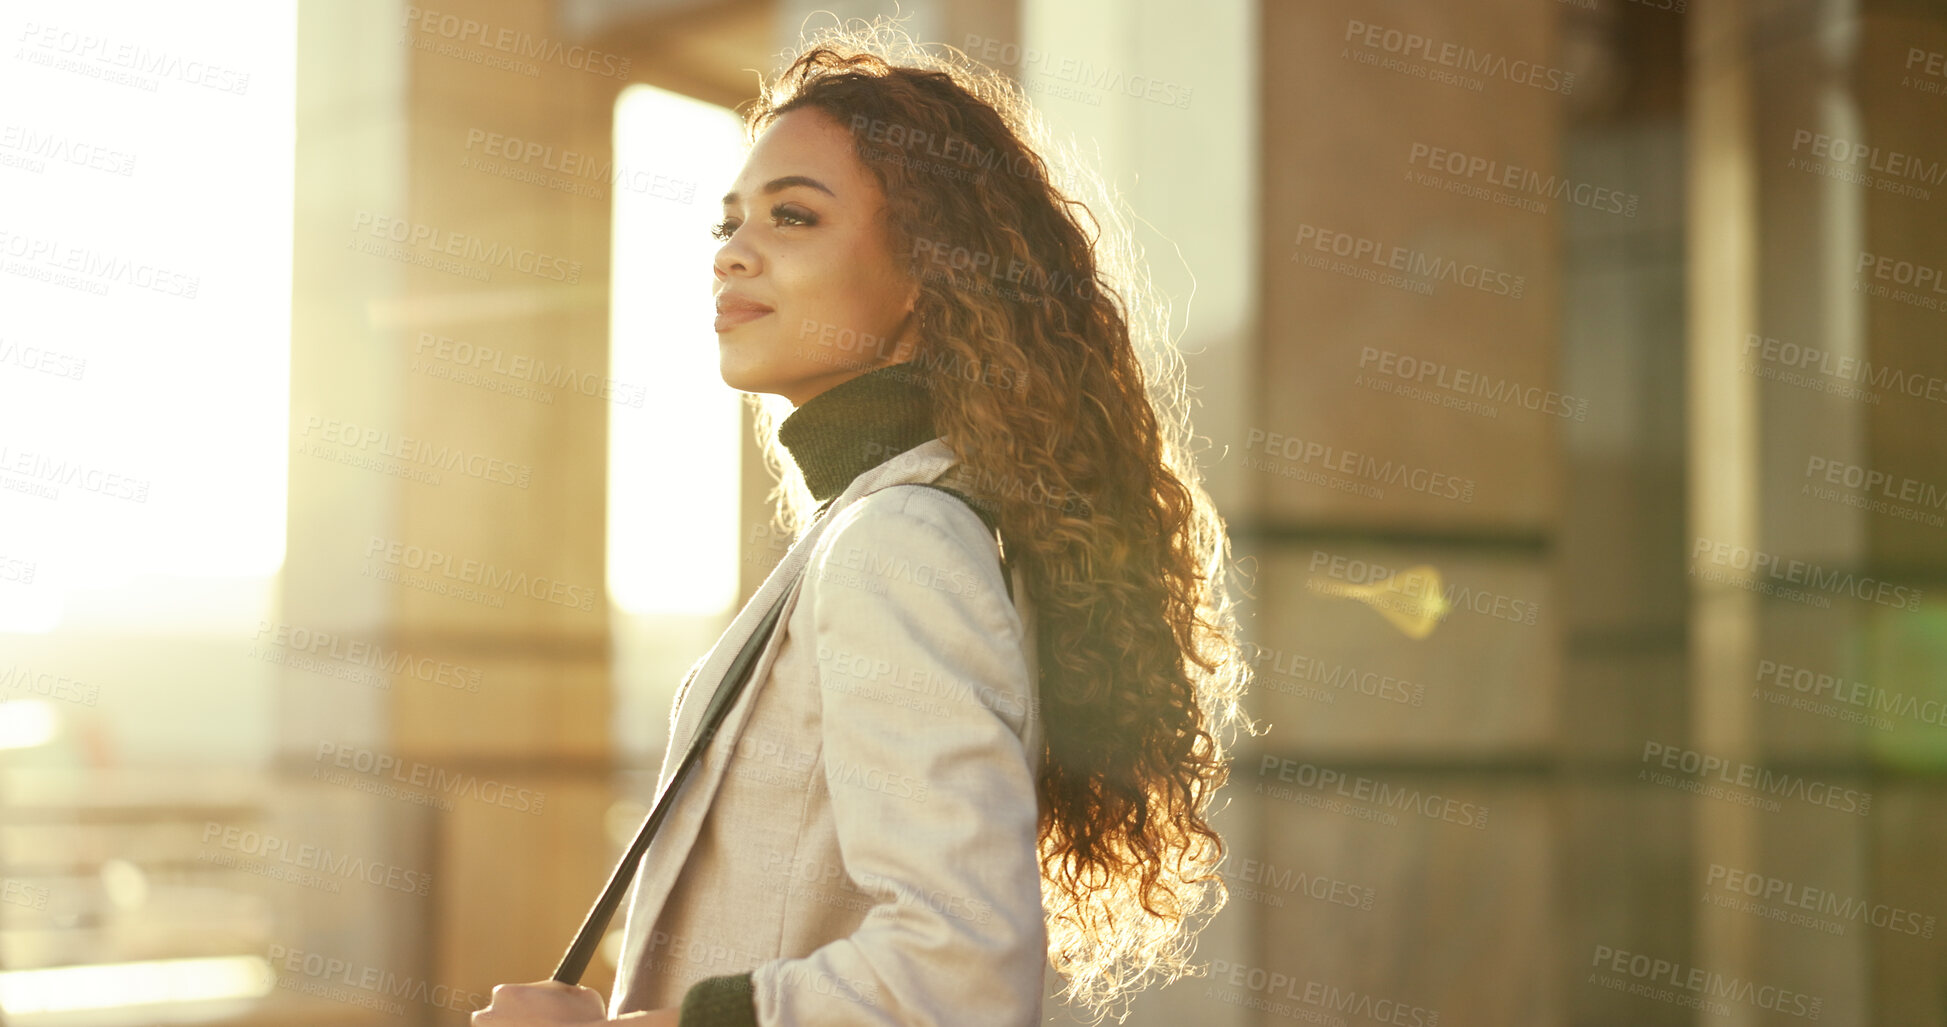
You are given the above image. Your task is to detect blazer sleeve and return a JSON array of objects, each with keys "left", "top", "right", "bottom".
[{"left": 731, "top": 485, "right": 1046, "bottom": 1027}]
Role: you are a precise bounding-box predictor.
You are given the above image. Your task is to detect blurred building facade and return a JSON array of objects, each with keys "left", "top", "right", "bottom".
[{"left": 4, "top": 0, "right": 1945, "bottom": 1024}]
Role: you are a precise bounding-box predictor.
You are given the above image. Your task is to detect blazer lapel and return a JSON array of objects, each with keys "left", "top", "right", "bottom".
[{"left": 615, "top": 437, "right": 961, "bottom": 975}]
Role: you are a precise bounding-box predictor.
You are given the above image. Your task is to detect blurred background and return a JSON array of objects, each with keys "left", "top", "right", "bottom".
[{"left": 1, "top": 0, "right": 1944, "bottom": 1023}]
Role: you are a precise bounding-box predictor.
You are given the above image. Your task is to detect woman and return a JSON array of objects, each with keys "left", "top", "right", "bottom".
[{"left": 475, "top": 19, "right": 1253, "bottom": 1027}]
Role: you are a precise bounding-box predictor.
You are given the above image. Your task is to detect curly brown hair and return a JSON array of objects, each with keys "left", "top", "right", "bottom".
[{"left": 739, "top": 18, "right": 1258, "bottom": 1020}]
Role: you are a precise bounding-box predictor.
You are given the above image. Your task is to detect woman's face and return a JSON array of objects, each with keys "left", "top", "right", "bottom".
[{"left": 711, "top": 106, "right": 919, "bottom": 407}]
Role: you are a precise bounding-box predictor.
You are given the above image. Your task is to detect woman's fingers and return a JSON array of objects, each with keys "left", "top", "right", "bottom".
[{"left": 470, "top": 980, "right": 608, "bottom": 1025}]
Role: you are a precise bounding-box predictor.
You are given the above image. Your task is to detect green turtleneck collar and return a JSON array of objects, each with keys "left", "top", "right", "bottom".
[{"left": 777, "top": 361, "right": 941, "bottom": 503}]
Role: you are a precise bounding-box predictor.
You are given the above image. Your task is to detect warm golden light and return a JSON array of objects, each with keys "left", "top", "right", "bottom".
[
  {"left": 0, "top": 956, "right": 274, "bottom": 1015},
  {"left": 1307, "top": 565, "right": 1453, "bottom": 639},
  {"left": 0, "top": 698, "right": 58, "bottom": 749}
]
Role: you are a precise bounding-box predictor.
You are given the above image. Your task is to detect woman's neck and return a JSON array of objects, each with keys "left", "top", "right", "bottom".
[{"left": 777, "top": 361, "right": 940, "bottom": 502}]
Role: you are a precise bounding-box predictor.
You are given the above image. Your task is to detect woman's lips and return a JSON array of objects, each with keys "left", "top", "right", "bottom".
[
  {"left": 716, "top": 298, "right": 774, "bottom": 333},
  {"left": 713, "top": 307, "right": 773, "bottom": 332}
]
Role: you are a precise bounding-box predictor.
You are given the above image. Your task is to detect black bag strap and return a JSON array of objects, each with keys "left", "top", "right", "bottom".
[{"left": 552, "top": 568, "right": 801, "bottom": 985}]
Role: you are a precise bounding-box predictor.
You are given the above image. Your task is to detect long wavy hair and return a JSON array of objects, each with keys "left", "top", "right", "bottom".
[{"left": 738, "top": 18, "right": 1257, "bottom": 1020}]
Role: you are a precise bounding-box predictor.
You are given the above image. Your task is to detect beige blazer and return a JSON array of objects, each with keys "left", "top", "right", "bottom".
[{"left": 607, "top": 437, "right": 1046, "bottom": 1025}]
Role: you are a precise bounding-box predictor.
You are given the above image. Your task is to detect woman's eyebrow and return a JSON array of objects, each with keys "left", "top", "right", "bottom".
[{"left": 721, "top": 175, "right": 837, "bottom": 207}]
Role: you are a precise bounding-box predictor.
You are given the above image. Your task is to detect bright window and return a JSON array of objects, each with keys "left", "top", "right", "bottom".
[
  {"left": 0, "top": 0, "right": 295, "bottom": 635},
  {"left": 607, "top": 85, "right": 746, "bottom": 616}
]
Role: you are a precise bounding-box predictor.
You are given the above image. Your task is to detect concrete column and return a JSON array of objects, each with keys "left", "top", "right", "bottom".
[
  {"left": 1685, "top": 0, "right": 1765, "bottom": 1020},
  {"left": 286, "top": 0, "right": 621, "bottom": 1007}
]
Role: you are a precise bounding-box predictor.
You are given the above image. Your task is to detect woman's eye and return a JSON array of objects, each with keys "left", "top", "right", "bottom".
[
  {"left": 771, "top": 204, "right": 816, "bottom": 227},
  {"left": 710, "top": 205, "right": 816, "bottom": 241}
]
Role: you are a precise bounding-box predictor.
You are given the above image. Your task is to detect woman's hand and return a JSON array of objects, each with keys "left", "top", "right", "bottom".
[{"left": 469, "top": 980, "right": 647, "bottom": 1026}]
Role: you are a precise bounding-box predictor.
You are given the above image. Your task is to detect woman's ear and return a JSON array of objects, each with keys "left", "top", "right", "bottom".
[
  {"left": 888, "top": 305, "right": 920, "bottom": 364},
  {"left": 886, "top": 277, "right": 922, "bottom": 362}
]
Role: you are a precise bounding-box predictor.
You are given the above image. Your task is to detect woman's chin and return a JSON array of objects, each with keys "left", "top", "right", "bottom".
[{"left": 716, "top": 357, "right": 776, "bottom": 398}]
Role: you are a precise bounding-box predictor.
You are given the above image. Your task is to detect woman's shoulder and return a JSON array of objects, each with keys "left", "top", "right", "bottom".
[
  {"left": 821, "top": 481, "right": 1000, "bottom": 556},
  {"left": 807, "top": 482, "right": 1015, "bottom": 618},
  {"left": 801, "top": 481, "right": 1036, "bottom": 737}
]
